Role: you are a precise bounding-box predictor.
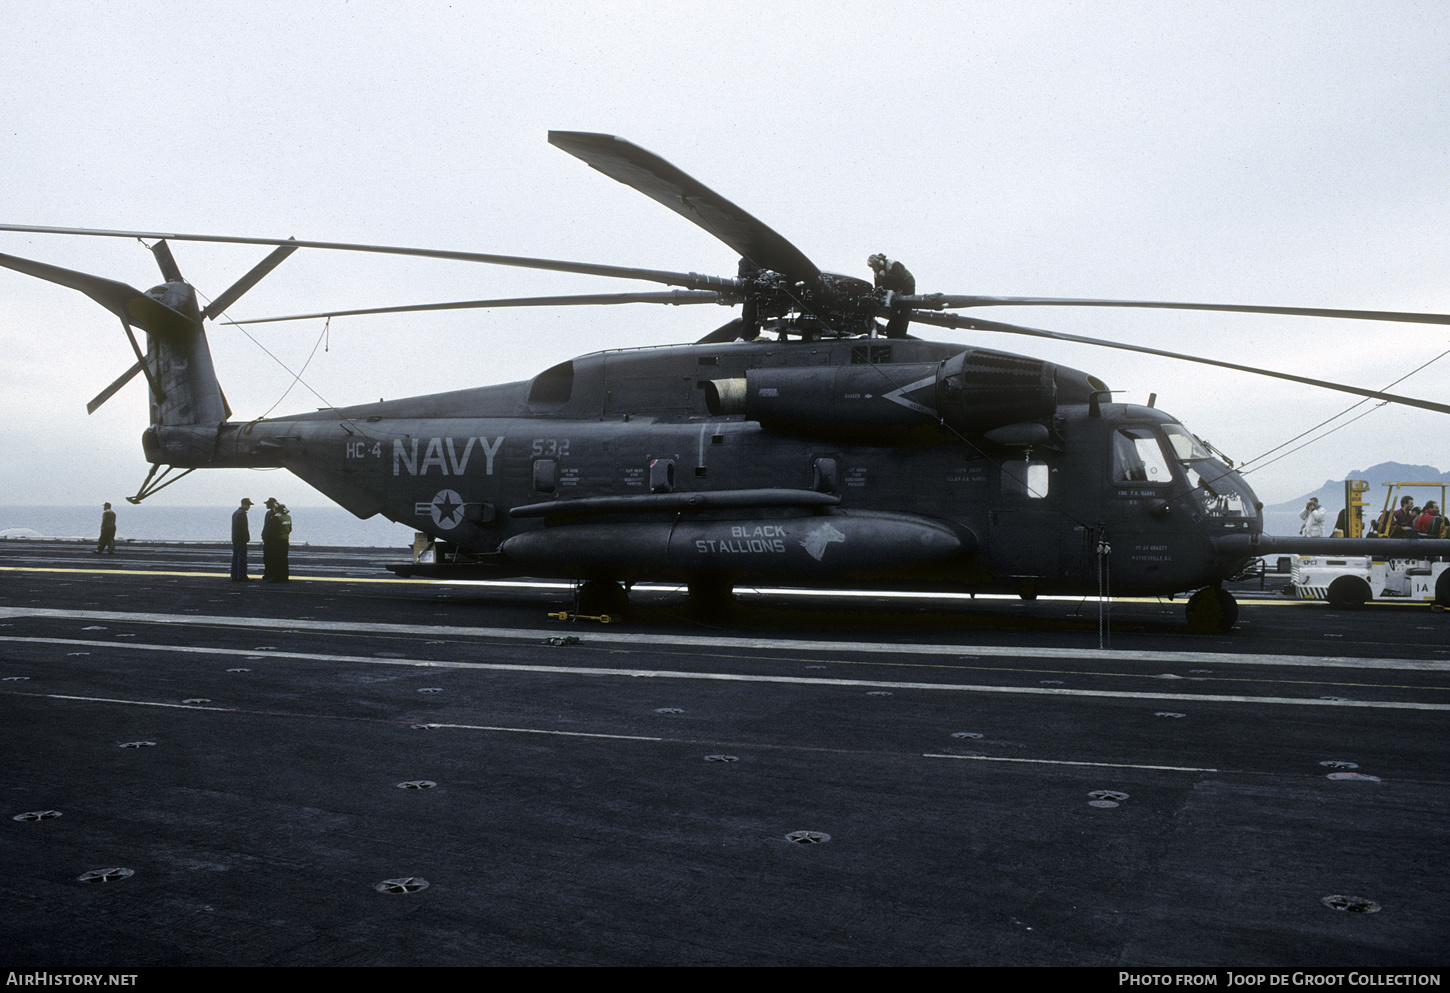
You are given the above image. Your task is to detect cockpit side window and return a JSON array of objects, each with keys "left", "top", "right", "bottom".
[{"left": 1112, "top": 427, "right": 1171, "bottom": 484}]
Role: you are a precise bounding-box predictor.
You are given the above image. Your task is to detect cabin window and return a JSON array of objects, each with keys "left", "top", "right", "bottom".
[
  {"left": 649, "top": 458, "right": 675, "bottom": 493},
  {"left": 1003, "top": 459, "right": 1049, "bottom": 499},
  {"left": 1112, "top": 427, "right": 1171, "bottom": 484},
  {"left": 533, "top": 459, "right": 557, "bottom": 494}
]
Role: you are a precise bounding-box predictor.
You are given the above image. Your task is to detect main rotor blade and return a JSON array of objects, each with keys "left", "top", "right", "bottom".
[
  {"left": 908, "top": 310, "right": 1450, "bottom": 416},
  {"left": 201, "top": 241, "right": 298, "bottom": 321},
  {"left": 0, "top": 223, "right": 738, "bottom": 293},
  {"left": 87, "top": 360, "right": 145, "bottom": 414},
  {"left": 228, "top": 289, "right": 724, "bottom": 325},
  {"left": 906, "top": 294, "right": 1450, "bottom": 326},
  {"left": 0, "top": 251, "right": 195, "bottom": 336},
  {"left": 548, "top": 131, "right": 823, "bottom": 287}
]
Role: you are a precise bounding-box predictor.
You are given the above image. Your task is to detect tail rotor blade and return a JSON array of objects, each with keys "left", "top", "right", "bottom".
[
  {"left": 87, "top": 360, "right": 145, "bottom": 414},
  {"left": 150, "top": 239, "right": 184, "bottom": 282},
  {"left": 201, "top": 241, "right": 298, "bottom": 321}
]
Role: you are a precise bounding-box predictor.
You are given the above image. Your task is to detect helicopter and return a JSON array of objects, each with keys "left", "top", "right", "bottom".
[{"left": 4, "top": 131, "right": 1450, "bottom": 631}]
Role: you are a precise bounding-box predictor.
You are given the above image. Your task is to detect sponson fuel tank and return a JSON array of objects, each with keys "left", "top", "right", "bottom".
[
  {"left": 500, "top": 510, "right": 975, "bottom": 584},
  {"left": 704, "top": 348, "right": 1081, "bottom": 441}
]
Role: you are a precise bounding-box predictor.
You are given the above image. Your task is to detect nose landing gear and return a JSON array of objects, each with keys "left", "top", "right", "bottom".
[{"left": 1185, "top": 585, "right": 1239, "bottom": 633}]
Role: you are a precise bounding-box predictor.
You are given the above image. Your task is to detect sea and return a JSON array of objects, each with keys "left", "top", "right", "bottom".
[
  {"left": 3, "top": 503, "right": 1309, "bottom": 548},
  {"left": 0, "top": 505, "right": 416, "bottom": 549}
]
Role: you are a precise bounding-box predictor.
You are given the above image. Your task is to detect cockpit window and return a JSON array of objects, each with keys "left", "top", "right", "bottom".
[
  {"left": 1182, "top": 463, "right": 1254, "bottom": 518},
  {"left": 1162, "top": 424, "right": 1211, "bottom": 461},
  {"left": 1112, "top": 427, "right": 1171, "bottom": 484}
]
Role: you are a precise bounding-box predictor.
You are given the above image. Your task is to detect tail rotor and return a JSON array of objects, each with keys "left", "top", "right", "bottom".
[{"left": 0, "top": 237, "right": 295, "bottom": 419}]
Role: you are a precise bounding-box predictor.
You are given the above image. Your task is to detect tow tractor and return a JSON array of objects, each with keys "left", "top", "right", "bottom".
[{"left": 1289, "top": 480, "right": 1450, "bottom": 608}]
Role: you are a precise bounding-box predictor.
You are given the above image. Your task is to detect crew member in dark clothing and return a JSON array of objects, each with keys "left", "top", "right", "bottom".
[
  {"left": 272, "top": 504, "right": 292, "bottom": 582},
  {"left": 263, "top": 498, "right": 292, "bottom": 582},
  {"left": 262, "top": 497, "right": 279, "bottom": 581},
  {"left": 738, "top": 256, "right": 763, "bottom": 340},
  {"left": 95, "top": 503, "right": 116, "bottom": 554},
  {"left": 868, "top": 254, "right": 916, "bottom": 338},
  {"left": 231, "top": 498, "right": 253, "bottom": 581}
]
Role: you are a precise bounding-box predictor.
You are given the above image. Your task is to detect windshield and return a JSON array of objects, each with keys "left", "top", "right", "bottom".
[
  {"left": 1166, "top": 422, "right": 1255, "bottom": 518},
  {"left": 1182, "top": 462, "right": 1254, "bottom": 517},
  {"left": 1114, "top": 421, "right": 1256, "bottom": 519},
  {"left": 1162, "top": 424, "right": 1211, "bottom": 461}
]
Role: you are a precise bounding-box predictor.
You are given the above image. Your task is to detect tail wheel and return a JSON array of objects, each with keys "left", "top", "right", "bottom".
[
  {"left": 1185, "top": 586, "right": 1239, "bottom": 633},
  {"left": 1326, "top": 576, "right": 1371, "bottom": 609}
]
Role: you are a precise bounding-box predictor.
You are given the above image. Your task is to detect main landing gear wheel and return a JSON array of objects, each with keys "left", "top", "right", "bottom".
[
  {"left": 1185, "top": 586, "right": 1238, "bottom": 633},
  {"left": 688, "top": 576, "right": 736, "bottom": 619},
  {"left": 577, "top": 580, "right": 629, "bottom": 620}
]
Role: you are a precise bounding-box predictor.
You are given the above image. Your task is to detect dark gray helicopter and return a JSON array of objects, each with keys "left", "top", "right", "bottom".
[{"left": 4, "top": 131, "right": 1450, "bottom": 630}]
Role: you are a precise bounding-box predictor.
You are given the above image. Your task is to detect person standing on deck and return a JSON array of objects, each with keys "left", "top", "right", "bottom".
[{"left": 231, "top": 498, "right": 254, "bottom": 581}]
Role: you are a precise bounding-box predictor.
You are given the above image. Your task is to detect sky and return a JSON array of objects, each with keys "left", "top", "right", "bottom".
[{"left": 2, "top": 0, "right": 1447, "bottom": 513}]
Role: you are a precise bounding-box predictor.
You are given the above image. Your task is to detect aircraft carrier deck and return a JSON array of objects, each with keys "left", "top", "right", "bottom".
[{"left": 2, "top": 538, "right": 1447, "bottom": 968}]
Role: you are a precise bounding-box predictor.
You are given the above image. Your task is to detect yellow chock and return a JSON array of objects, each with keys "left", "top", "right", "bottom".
[{"left": 548, "top": 611, "right": 615, "bottom": 624}]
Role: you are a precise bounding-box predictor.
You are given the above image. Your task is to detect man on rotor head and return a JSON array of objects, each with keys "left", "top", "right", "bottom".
[{"left": 868, "top": 254, "right": 915, "bottom": 338}]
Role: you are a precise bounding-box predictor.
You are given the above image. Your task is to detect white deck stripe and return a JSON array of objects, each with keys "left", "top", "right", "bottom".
[
  {"left": 0, "top": 606, "right": 1446, "bottom": 672},
  {"left": 923, "top": 754, "right": 1220, "bottom": 772},
  {"left": 4, "top": 635, "right": 1448, "bottom": 711},
  {"left": 10, "top": 691, "right": 663, "bottom": 742}
]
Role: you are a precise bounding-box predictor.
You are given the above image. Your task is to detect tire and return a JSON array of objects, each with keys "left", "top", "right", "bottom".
[
  {"left": 1185, "top": 587, "right": 1239, "bottom": 633},
  {"left": 578, "top": 580, "right": 629, "bottom": 619},
  {"left": 1435, "top": 570, "right": 1450, "bottom": 608},
  {"left": 1326, "top": 576, "right": 1371, "bottom": 609},
  {"left": 688, "top": 576, "right": 735, "bottom": 619}
]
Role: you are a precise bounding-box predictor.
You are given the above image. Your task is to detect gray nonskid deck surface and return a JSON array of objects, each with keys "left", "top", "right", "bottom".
[{"left": 2, "top": 540, "right": 1447, "bottom": 966}]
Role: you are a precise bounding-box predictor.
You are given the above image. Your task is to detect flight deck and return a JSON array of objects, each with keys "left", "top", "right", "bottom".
[{"left": 2, "top": 538, "right": 1447, "bottom": 967}]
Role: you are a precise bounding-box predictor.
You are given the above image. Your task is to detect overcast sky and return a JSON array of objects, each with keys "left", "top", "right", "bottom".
[{"left": 2, "top": 0, "right": 1446, "bottom": 514}]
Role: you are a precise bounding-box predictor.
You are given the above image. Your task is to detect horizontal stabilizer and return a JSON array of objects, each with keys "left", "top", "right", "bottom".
[{"left": 0, "top": 252, "right": 195, "bottom": 337}]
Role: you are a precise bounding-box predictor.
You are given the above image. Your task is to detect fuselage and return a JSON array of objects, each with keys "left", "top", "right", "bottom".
[{"left": 148, "top": 335, "right": 1263, "bottom": 596}]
